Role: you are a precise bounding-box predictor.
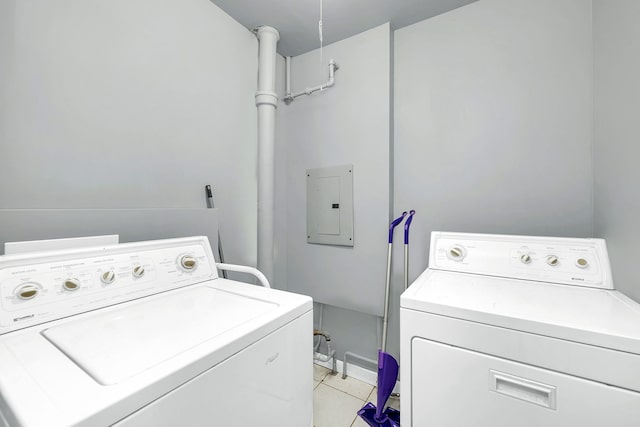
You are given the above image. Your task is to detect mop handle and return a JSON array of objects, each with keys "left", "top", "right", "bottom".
[
  {"left": 404, "top": 210, "right": 416, "bottom": 244},
  {"left": 382, "top": 211, "right": 407, "bottom": 353},
  {"left": 404, "top": 210, "right": 416, "bottom": 290},
  {"left": 388, "top": 212, "right": 407, "bottom": 243}
]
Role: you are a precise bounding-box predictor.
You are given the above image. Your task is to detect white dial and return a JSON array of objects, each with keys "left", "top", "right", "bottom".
[
  {"left": 179, "top": 255, "right": 198, "bottom": 271},
  {"left": 576, "top": 258, "right": 589, "bottom": 269},
  {"left": 101, "top": 270, "right": 116, "bottom": 284},
  {"left": 16, "top": 283, "right": 39, "bottom": 300},
  {"left": 447, "top": 246, "right": 466, "bottom": 261},
  {"left": 546, "top": 255, "right": 560, "bottom": 267},
  {"left": 63, "top": 278, "right": 81, "bottom": 291},
  {"left": 132, "top": 265, "right": 145, "bottom": 278},
  {"left": 520, "top": 253, "right": 532, "bottom": 264}
]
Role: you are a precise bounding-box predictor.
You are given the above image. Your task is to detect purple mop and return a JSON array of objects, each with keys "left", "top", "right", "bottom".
[
  {"left": 358, "top": 212, "right": 408, "bottom": 427},
  {"left": 357, "top": 350, "right": 400, "bottom": 427}
]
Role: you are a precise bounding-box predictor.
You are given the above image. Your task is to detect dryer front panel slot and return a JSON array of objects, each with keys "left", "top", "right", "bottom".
[
  {"left": 411, "top": 338, "right": 640, "bottom": 427},
  {"left": 490, "top": 370, "right": 556, "bottom": 409}
]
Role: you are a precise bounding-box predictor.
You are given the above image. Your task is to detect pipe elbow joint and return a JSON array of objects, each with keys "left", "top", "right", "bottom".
[{"left": 314, "top": 329, "right": 332, "bottom": 341}]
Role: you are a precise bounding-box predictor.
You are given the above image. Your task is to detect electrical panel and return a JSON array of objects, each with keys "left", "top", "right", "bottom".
[{"left": 306, "top": 164, "right": 354, "bottom": 247}]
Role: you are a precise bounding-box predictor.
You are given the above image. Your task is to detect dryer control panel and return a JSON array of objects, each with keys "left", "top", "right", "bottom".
[
  {"left": 429, "top": 232, "right": 613, "bottom": 290},
  {"left": 0, "top": 236, "right": 216, "bottom": 334}
]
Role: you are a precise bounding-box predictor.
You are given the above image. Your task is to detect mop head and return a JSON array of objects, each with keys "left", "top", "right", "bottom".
[
  {"left": 357, "top": 350, "right": 400, "bottom": 427},
  {"left": 357, "top": 403, "right": 400, "bottom": 427}
]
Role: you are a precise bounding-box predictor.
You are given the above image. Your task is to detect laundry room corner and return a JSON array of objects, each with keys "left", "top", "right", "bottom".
[{"left": 3, "top": 0, "right": 640, "bottom": 425}]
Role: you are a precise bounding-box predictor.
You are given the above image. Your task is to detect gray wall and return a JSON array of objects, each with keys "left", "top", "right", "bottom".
[
  {"left": 281, "top": 0, "right": 595, "bottom": 365},
  {"left": 276, "top": 24, "right": 390, "bottom": 363},
  {"left": 395, "top": 0, "right": 593, "bottom": 277},
  {"left": 279, "top": 24, "right": 391, "bottom": 316},
  {"left": 0, "top": 0, "right": 259, "bottom": 271},
  {"left": 594, "top": 0, "right": 640, "bottom": 302},
  {"left": 389, "top": 0, "right": 594, "bottom": 359},
  {"left": 0, "top": 209, "right": 219, "bottom": 258}
]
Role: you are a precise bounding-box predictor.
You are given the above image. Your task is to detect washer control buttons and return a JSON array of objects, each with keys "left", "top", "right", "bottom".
[
  {"left": 179, "top": 255, "right": 198, "bottom": 271},
  {"left": 63, "top": 278, "right": 81, "bottom": 292},
  {"left": 16, "top": 283, "right": 39, "bottom": 300},
  {"left": 132, "top": 265, "right": 145, "bottom": 278},
  {"left": 101, "top": 270, "right": 116, "bottom": 284},
  {"left": 546, "top": 255, "right": 560, "bottom": 267},
  {"left": 576, "top": 258, "right": 589, "bottom": 269},
  {"left": 447, "top": 246, "right": 466, "bottom": 262},
  {"left": 520, "top": 254, "right": 532, "bottom": 264}
]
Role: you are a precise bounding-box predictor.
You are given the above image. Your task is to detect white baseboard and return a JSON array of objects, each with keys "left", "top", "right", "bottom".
[{"left": 314, "top": 358, "right": 400, "bottom": 394}]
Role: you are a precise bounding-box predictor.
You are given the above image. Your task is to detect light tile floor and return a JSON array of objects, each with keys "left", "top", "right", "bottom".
[{"left": 313, "top": 364, "right": 400, "bottom": 427}]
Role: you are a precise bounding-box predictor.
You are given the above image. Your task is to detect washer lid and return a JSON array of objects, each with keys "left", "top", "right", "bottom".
[
  {"left": 42, "top": 285, "right": 277, "bottom": 385},
  {"left": 401, "top": 269, "right": 640, "bottom": 355}
]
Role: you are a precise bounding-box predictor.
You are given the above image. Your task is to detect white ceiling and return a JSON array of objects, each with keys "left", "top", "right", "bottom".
[{"left": 210, "top": 0, "right": 478, "bottom": 56}]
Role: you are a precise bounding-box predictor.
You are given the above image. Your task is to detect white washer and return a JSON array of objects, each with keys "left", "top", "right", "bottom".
[
  {"left": 400, "top": 232, "right": 640, "bottom": 427},
  {"left": 0, "top": 236, "right": 313, "bottom": 427}
]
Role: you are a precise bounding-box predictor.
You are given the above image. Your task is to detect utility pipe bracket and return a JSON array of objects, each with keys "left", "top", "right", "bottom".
[{"left": 255, "top": 91, "right": 279, "bottom": 107}]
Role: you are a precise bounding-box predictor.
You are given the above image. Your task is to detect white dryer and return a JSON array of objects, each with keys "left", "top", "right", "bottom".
[
  {"left": 0, "top": 236, "right": 313, "bottom": 427},
  {"left": 400, "top": 232, "right": 640, "bottom": 427}
]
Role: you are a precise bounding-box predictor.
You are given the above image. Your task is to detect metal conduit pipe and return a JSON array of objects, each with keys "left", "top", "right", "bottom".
[
  {"left": 313, "top": 347, "right": 336, "bottom": 365},
  {"left": 312, "top": 303, "right": 336, "bottom": 373},
  {"left": 313, "top": 332, "right": 337, "bottom": 374},
  {"left": 314, "top": 303, "right": 324, "bottom": 352}
]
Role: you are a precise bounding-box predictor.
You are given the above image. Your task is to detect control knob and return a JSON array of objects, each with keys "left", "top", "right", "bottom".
[
  {"left": 179, "top": 255, "right": 198, "bottom": 271},
  {"left": 63, "top": 278, "right": 81, "bottom": 291},
  {"left": 132, "top": 265, "right": 145, "bottom": 278},
  {"left": 101, "top": 270, "right": 116, "bottom": 284},
  {"left": 447, "top": 246, "right": 466, "bottom": 261},
  {"left": 546, "top": 255, "right": 560, "bottom": 267},
  {"left": 16, "top": 283, "right": 39, "bottom": 300},
  {"left": 520, "top": 254, "right": 532, "bottom": 264},
  {"left": 576, "top": 258, "right": 589, "bottom": 269}
]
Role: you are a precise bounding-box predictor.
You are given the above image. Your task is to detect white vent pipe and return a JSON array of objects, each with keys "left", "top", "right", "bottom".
[
  {"left": 255, "top": 26, "right": 279, "bottom": 285},
  {"left": 284, "top": 58, "right": 339, "bottom": 105}
]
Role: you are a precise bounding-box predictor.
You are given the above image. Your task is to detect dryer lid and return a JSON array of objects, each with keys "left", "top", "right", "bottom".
[
  {"left": 42, "top": 285, "right": 278, "bottom": 385},
  {"left": 401, "top": 269, "right": 640, "bottom": 356}
]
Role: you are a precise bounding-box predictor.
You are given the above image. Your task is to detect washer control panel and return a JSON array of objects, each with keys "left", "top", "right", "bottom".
[
  {"left": 429, "top": 232, "right": 613, "bottom": 290},
  {"left": 0, "top": 236, "right": 216, "bottom": 334}
]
